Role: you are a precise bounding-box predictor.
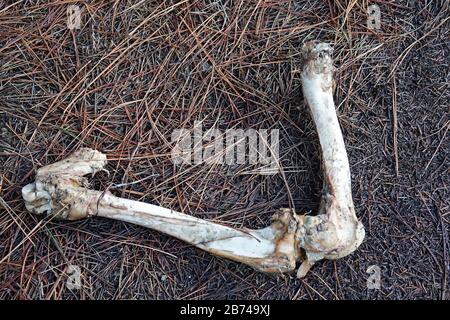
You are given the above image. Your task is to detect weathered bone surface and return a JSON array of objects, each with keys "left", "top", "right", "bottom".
[
  {"left": 22, "top": 148, "right": 299, "bottom": 273},
  {"left": 296, "top": 41, "right": 365, "bottom": 277},
  {"left": 22, "top": 41, "right": 364, "bottom": 277}
]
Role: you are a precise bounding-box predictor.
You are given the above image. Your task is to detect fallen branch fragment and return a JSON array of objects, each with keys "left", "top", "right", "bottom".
[{"left": 22, "top": 41, "right": 364, "bottom": 277}]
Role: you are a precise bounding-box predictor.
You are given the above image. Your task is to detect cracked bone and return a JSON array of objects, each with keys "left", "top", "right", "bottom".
[{"left": 22, "top": 41, "right": 364, "bottom": 277}]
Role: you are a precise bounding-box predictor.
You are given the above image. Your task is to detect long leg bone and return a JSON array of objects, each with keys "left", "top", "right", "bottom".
[
  {"left": 296, "top": 41, "right": 365, "bottom": 277},
  {"left": 22, "top": 148, "right": 300, "bottom": 273},
  {"left": 22, "top": 41, "right": 364, "bottom": 277}
]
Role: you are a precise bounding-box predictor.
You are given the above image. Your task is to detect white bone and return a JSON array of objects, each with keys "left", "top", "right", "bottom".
[
  {"left": 22, "top": 148, "right": 299, "bottom": 273},
  {"left": 22, "top": 41, "right": 364, "bottom": 277},
  {"left": 296, "top": 41, "right": 365, "bottom": 277}
]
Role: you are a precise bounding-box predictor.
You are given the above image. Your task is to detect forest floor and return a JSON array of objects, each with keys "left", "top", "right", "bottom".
[{"left": 0, "top": 0, "right": 448, "bottom": 299}]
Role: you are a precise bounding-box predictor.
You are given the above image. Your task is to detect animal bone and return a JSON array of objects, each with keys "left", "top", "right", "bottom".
[
  {"left": 296, "top": 41, "right": 365, "bottom": 277},
  {"left": 22, "top": 148, "right": 299, "bottom": 273},
  {"left": 22, "top": 41, "right": 364, "bottom": 277}
]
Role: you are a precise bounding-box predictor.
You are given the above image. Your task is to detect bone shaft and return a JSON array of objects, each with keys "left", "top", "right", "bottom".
[
  {"left": 96, "top": 193, "right": 242, "bottom": 244},
  {"left": 94, "top": 193, "right": 278, "bottom": 262},
  {"left": 302, "top": 76, "right": 352, "bottom": 203}
]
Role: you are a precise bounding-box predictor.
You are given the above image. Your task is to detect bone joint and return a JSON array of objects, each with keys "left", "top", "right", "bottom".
[{"left": 22, "top": 41, "right": 364, "bottom": 277}]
